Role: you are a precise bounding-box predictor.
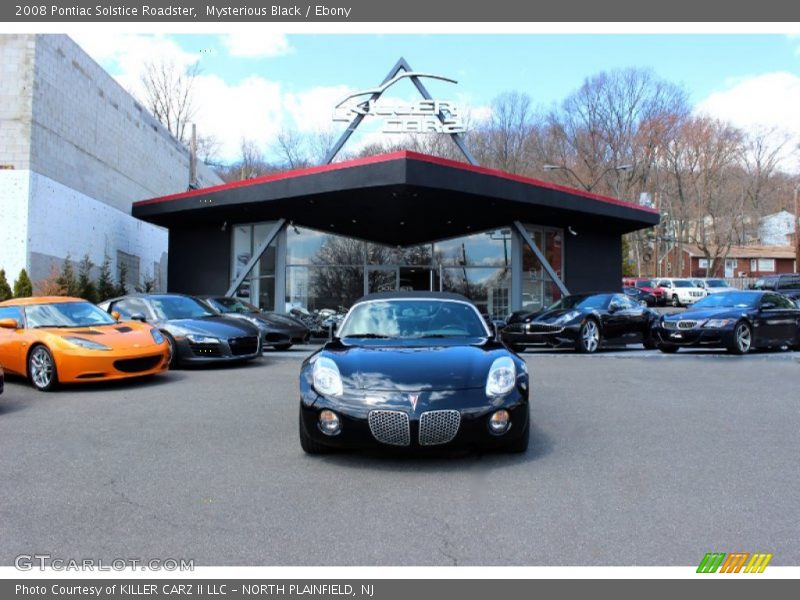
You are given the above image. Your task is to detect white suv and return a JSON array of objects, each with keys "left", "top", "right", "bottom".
[
  {"left": 690, "top": 278, "right": 737, "bottom": 294},
  {"left": 655, "top": 278, "right": 707, "bottom": 307}
]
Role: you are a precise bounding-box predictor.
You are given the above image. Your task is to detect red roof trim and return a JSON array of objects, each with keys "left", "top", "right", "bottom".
[{"left": 134, "top": 150, "right": 659, "bottom": 215}]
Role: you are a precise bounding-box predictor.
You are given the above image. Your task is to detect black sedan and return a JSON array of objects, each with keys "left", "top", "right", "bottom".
[
  {"left": 99, "top": 294, "right": 262, "bottom": 366},
  {"left": 623, "top": 286, "right": 656, "bottom": 307},
  {"left": 298, "top": 292, "right": 530, "bottom": 454},
  {"left": 653, "top": 291, "right": 800, "bottom": 354},
  {"left": 200, "top": 296, "right": 310, "bottom": 350},
  {"left": 501, "top": 293, "right": 658, "bottom": 353}
]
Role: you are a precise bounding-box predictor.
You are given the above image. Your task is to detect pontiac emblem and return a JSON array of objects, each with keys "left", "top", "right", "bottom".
[{"left": 408, "top": 394, "right": 420, "bottom": 411}]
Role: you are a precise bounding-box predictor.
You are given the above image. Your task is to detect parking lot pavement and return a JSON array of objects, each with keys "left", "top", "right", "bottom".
[{"left": 1, "top": 351, "right": 799, "bottom": 567}]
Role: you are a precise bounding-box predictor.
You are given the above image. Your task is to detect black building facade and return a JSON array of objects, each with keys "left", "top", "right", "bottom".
[{"left": 132, "top": 151, "right": 658, "bottom": 319}]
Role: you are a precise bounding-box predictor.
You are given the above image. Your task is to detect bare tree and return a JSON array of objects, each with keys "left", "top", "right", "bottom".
[
  {"left": 237, "top": 138, "right": 270, "bottom": 180},
  {"left": 140, "top": 58, "right": 200, "bottom": 144}
]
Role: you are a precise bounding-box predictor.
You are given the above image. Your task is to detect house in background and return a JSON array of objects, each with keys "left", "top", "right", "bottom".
[
  {"left": 659, "top": 244, "right": 796, "bottom": 278},
  {"left": 758, "top": 210, "right": 796, "bottom": 246}
]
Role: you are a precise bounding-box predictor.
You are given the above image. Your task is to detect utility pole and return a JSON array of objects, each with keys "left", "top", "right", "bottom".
[{"left": 189, "top": 123, "right": 198, "bottom": 189}]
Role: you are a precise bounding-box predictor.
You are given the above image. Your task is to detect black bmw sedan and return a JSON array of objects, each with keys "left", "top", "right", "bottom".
[
  {"left": 200, "top": 296, "right": 310, "bottom": 350},
  {"left": 298, "top": 292, "right": 530, "bottom": 454},
  {"left": 99, "top": 294, "right": 262, "bottom": 366},
  {"left": 501, "top": 293, "right": 658, "bottom": 353},
  {"left": 653, "top": 290, "right": 800, "bottom": 354}
]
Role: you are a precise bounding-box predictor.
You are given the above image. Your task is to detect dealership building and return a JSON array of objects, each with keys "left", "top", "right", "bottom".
[{"left": 133, "top": 152, "right": 659, "bottom": 318}]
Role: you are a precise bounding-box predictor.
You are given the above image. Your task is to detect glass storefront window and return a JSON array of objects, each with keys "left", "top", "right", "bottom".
[
  {"left": 434, "top": 230, "right": 511, "bottom": 268},
  {"left": 230, "top": 222, "right": 277, "bottom": 310},
  {"left": 441, "top": 266, "right": 511, "bottom": 319},
  {"left": 521, "top": 226, "right": 564, "bottom": 312},
  {"left": 286, "top": 266, "right": 364, "bottom": 312}
]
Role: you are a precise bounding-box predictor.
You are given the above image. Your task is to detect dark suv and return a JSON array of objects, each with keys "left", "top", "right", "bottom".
[{"left": 751, "top": 274, "right": 800, "bottom": 301}]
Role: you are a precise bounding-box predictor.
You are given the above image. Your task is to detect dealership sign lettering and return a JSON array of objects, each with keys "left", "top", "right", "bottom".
[{"left": 332, "top": 72, "right": 468, "bottom": 134}]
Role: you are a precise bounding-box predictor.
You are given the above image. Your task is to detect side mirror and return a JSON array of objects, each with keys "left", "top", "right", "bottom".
[
  {"left": 0, "top": 318, "right": 20, "bottom": 329},
  {"left": 608, "top": 303, "right": 621, "bottom": 313},
  {"left": 130, "top": 312, "right": 147, "bottom": 322},
  {"left": 328, "top": 322, "right": 336, "bottom": 341},
  {"left": 111, "top": 311, "right": 121, "bottom": 321},
  {"left": 760, "top": 302, "right": 776, "bottom": 311}
]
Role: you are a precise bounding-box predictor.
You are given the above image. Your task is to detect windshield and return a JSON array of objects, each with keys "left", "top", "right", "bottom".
[
  {"left": 705, "top": 280, "right": 728, "bottom": 288},
  {"left": 338, "top": 299, "right": 489, "bottom": 339},
  {"left": 692, "top": 292, "right": 759, "bottom": 309},
  {"left": 209, "top": 297, "right": 258, "bottom": 314},
  {"left": 150, "top": 296, "right": 215, "bottom": 320},
  {"left": 25, "top": 302, "right": 116, "bottom": 328},
  {"left": 673, "top": 280, "right": 694, "bottom": 288},
  {"left": 547, "top": 294, "right": 612, "bottom": 311},
  {"left": 634, "top": 280, "right": 653, "bottom": 288}
]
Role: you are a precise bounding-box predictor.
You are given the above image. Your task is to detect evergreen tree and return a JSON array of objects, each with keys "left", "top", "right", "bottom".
[
  {"left": 13, "top": 269, "right": 33, "bottom": 298},
  {"left": 621, "top": 235, "right": 637, "bottom": 277},
  {"left": 96, "top": 255, "right": 116, "bottom": 301},
  {"left": 115, "top": 262, "right": 128, "bottom": 297},
  {"left": 135, "top": 272, "right": 157, "bottom": 293},
  {"left": 76, "top": 254, "right": 98, "bottom": 303},
  {"left": 56, "top": 254, "right": 78, "bottom": 297},
  {"left": 0, "top": 269, "right": 12, "bottom": 301}
]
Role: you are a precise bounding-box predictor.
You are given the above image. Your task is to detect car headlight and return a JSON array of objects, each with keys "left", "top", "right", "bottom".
[
  {"left": 312, "top": 356, "right": 344, "bottom": 397},
  {"left": 150, "top": 328, "right": 165, "bottom": 344},
  {"left": 555, "top": 310, "right": 580, "bottom": 325},
  {"left": 704, "top": 319, "right": 733, "bottom": 329},
  {"left": 486, "top": 356, "right": 516, "bottom": 397},
  {"left": 186, "top": 334, "right": 219, "bottom": 344},
  {"left": 62, "top": 336, "right": 111, "bottom": 351}
]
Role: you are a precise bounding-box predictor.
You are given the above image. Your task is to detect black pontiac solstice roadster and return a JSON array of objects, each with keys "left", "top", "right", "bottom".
[{"left": 298, "top": 292, "right": 530, "bottom": 454}]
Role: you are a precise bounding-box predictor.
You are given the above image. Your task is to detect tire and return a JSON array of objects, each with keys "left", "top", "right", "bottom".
[
  {"left": 659, "top": 344, "right": 679, "bottom": 354},
  {"left": 575, "top": 319, "right": 601, "bottom": 353},
  {"left": 162, "top": 331, "right": 179, "bottom": 368},
  {"left": 508, "top": 343, "right": 526, "bottom": 354},
  {"left": 504, "top": 417, "right": 530, "bottom": 453},
  {"left": 671, "top": 295, "right": 681, "bottom": 308},
  {"left": 727, "top": 321, "right": 753, "bottom": 355},
  {"left": 643, "top": 336, "right": 658, "bottom": 350},
  {"left": 273, "top": 343, "right": 292, "bottom": 351},
  {"left": 28, "top": 345, "right": 58, "bottom": 392},
  {"left": 299, "top": 409, "right": 333, "bottom": 455}
]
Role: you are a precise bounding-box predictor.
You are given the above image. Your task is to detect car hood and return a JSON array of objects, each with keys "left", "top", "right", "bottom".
[
  {"left": 39, "top": 323, "right": 162, "bottom": 350},
  {"left": 158, "top": 316, "right": 258, "bottom": 338},
  {"left": 320, "top": 339, "right": 507, "bottom": 392},
  {"left": 663, "top": 307, "right": 750, "bottom": 321},
  {"left": 531, "top": 308, "right": 586, "bottom": 324}
]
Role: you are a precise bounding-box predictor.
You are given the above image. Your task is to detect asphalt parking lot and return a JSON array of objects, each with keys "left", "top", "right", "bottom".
[{"left": 1, "top": 346, "right": 799, "bottom": 566}]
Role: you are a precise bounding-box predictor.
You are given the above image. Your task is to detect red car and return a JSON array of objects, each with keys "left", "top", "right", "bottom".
[{"left": 622, "top": 278, "right": 665, "bottom": 305}]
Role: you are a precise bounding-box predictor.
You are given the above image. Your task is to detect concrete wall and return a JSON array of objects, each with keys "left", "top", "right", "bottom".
[
  {"left": 0, "top": 170, "right": 31, "bottom": 279},
  {"left": 0, "top": 35, "right": 35, "bottom": 171},
  {"left": 28, "top": 34, "right": 221, "bottom": 213},
  {"left": 26, "top": 171, "right": 168, "bottom": 287}
]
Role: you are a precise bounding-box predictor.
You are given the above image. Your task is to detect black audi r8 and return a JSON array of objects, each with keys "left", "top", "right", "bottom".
[
  {"left": 501, "top": 293, "right": 659, "bottom": 353},
  {"left": 298, "top": 292, "right": 530, "bottom": 454},
  {"left": 653, "top": 290, "right": 800, "bottom": 354},
  {"left": 200, "top": 296, "right": 311, "bottom": 350},
  {"left": 99, "top": 294, "right": 262, "bottom": 367}
]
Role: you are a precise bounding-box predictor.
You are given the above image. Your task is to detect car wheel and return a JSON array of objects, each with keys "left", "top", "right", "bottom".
[
  {"left": 273, "top": 343, "right": 292, "bottom": 351},
  {"left": 643, "top": 336, "right": 658, "bottom": 350},
  {"left": 28, "top": 345, "right": 58, "bottom": 392},
  {"left": 658, "top": 344, "right": 679, "bottom": 353},
  {"left": 299, "top": 410, "right": 333, "bottom": 455},
  {"left": 575, "top": 319, "right": 601, "bottom": 353},
  {"left": 671, "top": 295, "right": 681, "bottom": 307},
  {"left": 162, "top": 332, "right": 179, "bottom": 368},
  {"left": 504, "top": 418, "right": 530, "bottom": 453},
  {"left": 507, "top": 343, "right": 526, "bottom": 354},
  {"left": 727, "top": 321, "right": 753, "bottom": 355}
]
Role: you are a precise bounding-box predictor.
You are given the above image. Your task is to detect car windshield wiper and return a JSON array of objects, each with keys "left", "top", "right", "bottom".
[
  {"left": 414, "top": 333, "right": 465, "bottom": 338},
  {"left": 342, "top": 333, "right": 394, "bottom": 339},
  {"left": 32, "top": 324, "right": 78, "bottom": 328}
]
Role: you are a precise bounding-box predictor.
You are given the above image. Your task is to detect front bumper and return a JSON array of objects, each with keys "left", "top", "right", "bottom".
[
  {"left": 501, "top": 323, "right": 579, "bottom": 347},
  {"left": 54, "top": 344, "right": 170, "bottom": 382},
  {"left": 299, "top": 386, "right": 529, "bottom": 451},
  {"left": 655, "top": 325, "right": 735, "bottom": 348},
  {"left": 173, "top": 335, "right": 261, "bottom": 364}
]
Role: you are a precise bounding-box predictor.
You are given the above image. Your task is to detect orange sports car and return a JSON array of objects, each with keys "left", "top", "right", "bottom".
[{"left": 0, "top": 296, "right": 170, "bottom": 391}]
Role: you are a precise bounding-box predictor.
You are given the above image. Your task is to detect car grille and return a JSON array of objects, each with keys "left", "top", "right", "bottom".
[
  {"left": 527, "top": 323, "right": 563, "bottom": 334},
  {"left": 689, "top": 291, "right": 703, "bottom": 297},
  {"left": 418, "top": 410, "right": 461, "bottom": 446},
  {"left": 189, "top": 342, "right": 223, "bottom": 357},
  {"left": 228, "top": 336, "right": 259, "bottom": 356},
  {"left": 113, "top": 355, "right": 163, "bottom": 373},
  {"left": 368, "top": 410, "right": 410, "bottom": 446},
  {"left": 664, "top": 320, "right": 698, "bottom": 330}
]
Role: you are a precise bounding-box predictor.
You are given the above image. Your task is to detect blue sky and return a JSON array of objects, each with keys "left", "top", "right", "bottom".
[{"left": 73, "top": 33, "right": 800, "bottom": 164}]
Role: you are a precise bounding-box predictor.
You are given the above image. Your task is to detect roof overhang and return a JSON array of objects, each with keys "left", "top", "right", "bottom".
[{"left": 133, "top": 151, "right": 659, "bottom": 245}]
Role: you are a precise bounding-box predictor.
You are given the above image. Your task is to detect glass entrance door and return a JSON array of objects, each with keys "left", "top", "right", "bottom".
[
  {"left": 367, "top": 267, "right": 398, "bottom": 293},
  {"left": 399, "top": 266, "right": 434, "bottom": 291}
]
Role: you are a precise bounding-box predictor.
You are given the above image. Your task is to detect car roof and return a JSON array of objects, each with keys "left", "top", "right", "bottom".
[
  {"left": 353, "top": 291, "right": 475, "bottom": 304},
  {"left": 0, "top": 296, "right": 85, "bottom": 307}
]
